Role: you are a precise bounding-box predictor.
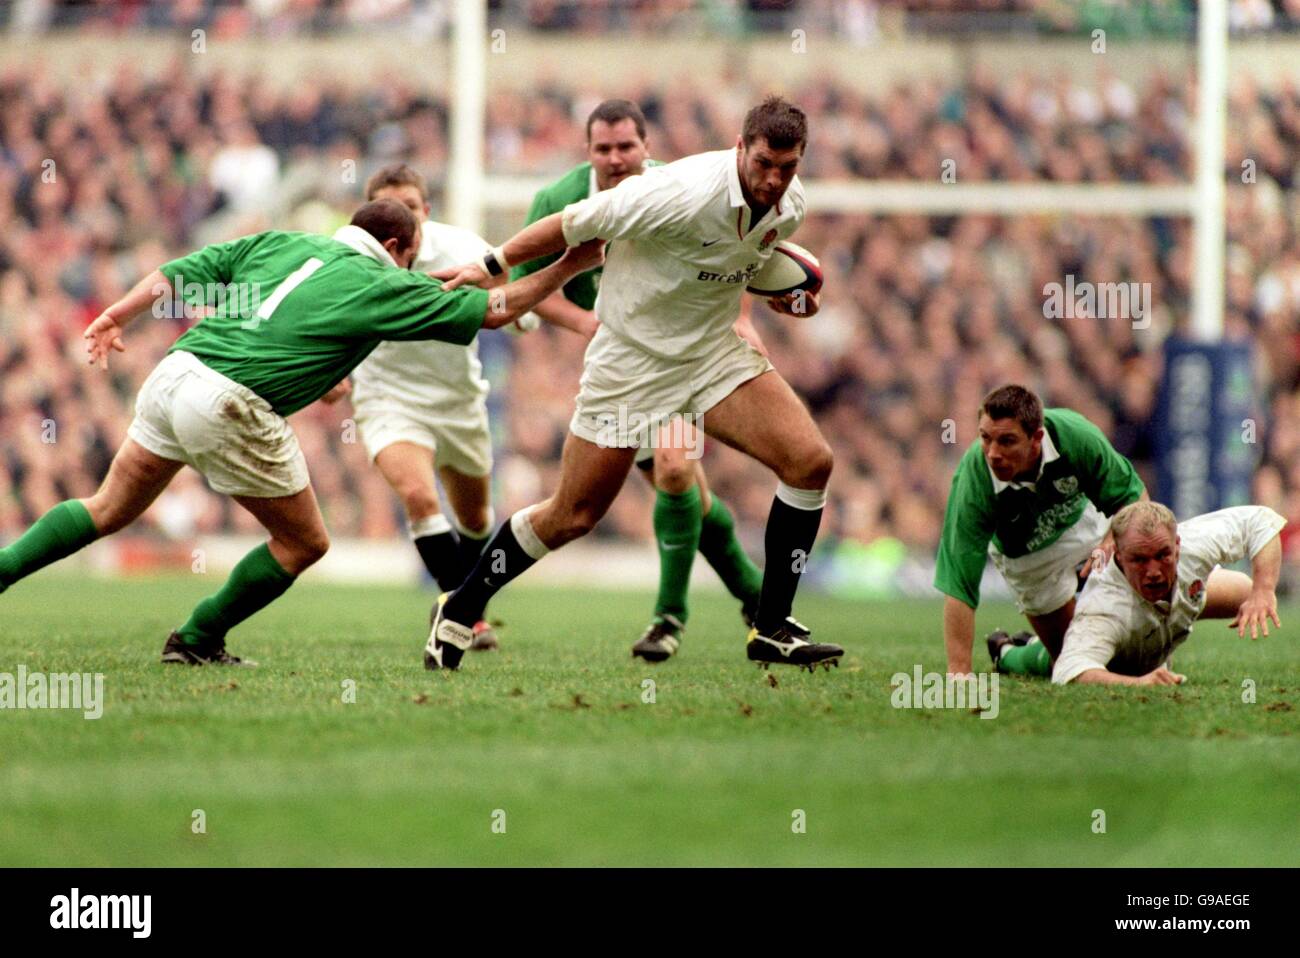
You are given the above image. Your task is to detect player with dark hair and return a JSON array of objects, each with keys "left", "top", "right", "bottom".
[
  {"left": 935, "top": 384, "right": 1148, "bottom": 676},
  {"left": 513, "top": 99, "right": 773, "bottom": 663},
  {"left": 429, "top": 95, "right": 845, "bottom": 672},
  {"left": 0, "top": 200, "right": 602, "bottom": 664}
]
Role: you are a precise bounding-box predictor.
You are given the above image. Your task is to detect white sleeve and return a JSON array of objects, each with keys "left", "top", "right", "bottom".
[
  {"left": 1185, "top": 506, "right": 1287, "bottom": 568},
  {"left": 1052, "top": 613, "right": 1126, "bottom": 685},
  {"left": 560, "top": 166, "right": 697, "bottom": 245}
]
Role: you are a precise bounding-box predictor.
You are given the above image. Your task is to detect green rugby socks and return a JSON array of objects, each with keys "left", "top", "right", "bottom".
[
  {"left": 998, "top": 637, "right": 1053, "bottom": 677},
  {"left": 653, "top": 486, "right": 703, "bottom": 623},
  {"left": 697, "top": 495, "right": 763, "bottom": 609},
  {"left": 174, "top": 543, "right": 295, "bottom": 645},
  {"left": 0, "top": 500, "right": 99, "bottom": 593}
]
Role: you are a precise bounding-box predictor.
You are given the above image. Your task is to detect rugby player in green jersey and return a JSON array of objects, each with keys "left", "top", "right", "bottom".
[
  {"left": 0, "top": 199, "right": 602, "bottom": 665},
  {"left": 512, "top": 99, "right": 773, "bottom": 664},
  {"left": 935, "top": 385, "right": 1147, "bottom": 676}
]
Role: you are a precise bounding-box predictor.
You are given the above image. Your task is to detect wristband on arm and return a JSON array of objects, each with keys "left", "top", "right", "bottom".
[{"left": 482, "top": 246, "right": 510, "bottom": 277}]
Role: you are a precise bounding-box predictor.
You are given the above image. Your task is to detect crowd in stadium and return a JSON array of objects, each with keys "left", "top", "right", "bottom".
[
  {"left": 7, "top": 1, "right": 1300, "bottom": 36},
  {"left": 3, "top": 54, "right": 1300, "bottom": 573}
]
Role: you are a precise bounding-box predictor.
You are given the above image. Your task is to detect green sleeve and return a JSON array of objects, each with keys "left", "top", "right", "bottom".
[
  {"left": 359, "top": 270, "right": 488, "bottom": 346},
  {"left": 508, "top": 188, "right": 563, "bottom": 282},
  {"left": 1055, "top": 410, "right": 1145, "bottom": 514},
  {"left": 933, "top": 449, "right": 996, "bottom": 608},
  {"left": 159, "top": 233, "right": 263, "bottom": 287}
]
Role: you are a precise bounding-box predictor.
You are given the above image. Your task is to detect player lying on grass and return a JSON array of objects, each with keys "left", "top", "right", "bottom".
[
  {"left": 426, "top": 95, "right": 844, "bottom": 671},
  {"left": 329, "top": 164, "right": 563, "bottom": 653},
  {"left": 935, "top": 384, "right": 1147, "bottom": 676},
  {"left": 514, "top": 98, "right": 773, "bottom": 663},
  {"left": 0, "top": 199, "right": 602, "bottom": 665},
  {"left": 990, "top": 500, "right": 1286, "bottom": 685}
]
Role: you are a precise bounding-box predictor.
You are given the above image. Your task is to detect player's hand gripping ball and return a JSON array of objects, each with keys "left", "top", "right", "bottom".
[{"left": 746, "top": 241, "right": 822, "bottom": 316}]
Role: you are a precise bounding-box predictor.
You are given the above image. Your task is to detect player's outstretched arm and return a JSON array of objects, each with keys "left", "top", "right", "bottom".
[
  {"left": 943, "top": 595, "right": 978, "bottom": 675},
  {"left": 83, "top": 267, "right": 171, "bottom": 370},
  {"left": 437, "top": 213, "right": 572, "bottom": 292},
  {"left": 481, "top": 240, "right": 605, "bottom": 330}
]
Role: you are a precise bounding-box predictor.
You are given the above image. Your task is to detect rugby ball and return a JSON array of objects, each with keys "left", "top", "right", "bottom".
[{"left": 746, "top": 241, "right": 823, "bottom": 298}]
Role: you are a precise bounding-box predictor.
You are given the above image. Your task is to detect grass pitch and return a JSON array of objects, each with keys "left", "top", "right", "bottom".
[{"left": 0, "top": 574, "right": 1296, "bottom": 867}]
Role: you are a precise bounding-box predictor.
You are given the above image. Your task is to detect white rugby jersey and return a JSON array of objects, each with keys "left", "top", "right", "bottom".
[
  {"left": 560, "top": 147, "right": 806, "bottom": 360},
  {"left": 1052, "top": 506, "right": 1286, "bottom": 684},
  {"left": 350, "top": 220, "right": 491, "bottom": 408}
]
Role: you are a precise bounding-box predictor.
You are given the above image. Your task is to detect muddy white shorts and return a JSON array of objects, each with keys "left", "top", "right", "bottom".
[
  {"left": 570, "top": 326, "right": 773, "bottom": 450},
  {"left": 128, "top": 351, "right": 310, "bottom": 498}
]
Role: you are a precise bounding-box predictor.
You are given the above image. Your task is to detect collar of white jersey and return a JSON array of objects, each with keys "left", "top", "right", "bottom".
[
  {"left": 726, "top": 146, "right": 783, "bottom": 215},
  {"left": 988, "top": 427, "right": 1060, "bottom": 493},
  {"left": 332, "top": 224, "right": 398, "bottom": 269}
]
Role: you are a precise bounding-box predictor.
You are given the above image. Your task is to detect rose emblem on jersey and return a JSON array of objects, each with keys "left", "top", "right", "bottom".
[
  {"left": 759, "top": 228, "right": 778, "bottom": 251},
  {"left": 1053, "top": 476, "right": 1078, "bottom": 496},
  {"left": 1188, "top": 579, "right": 1203, "bottom": 601}
]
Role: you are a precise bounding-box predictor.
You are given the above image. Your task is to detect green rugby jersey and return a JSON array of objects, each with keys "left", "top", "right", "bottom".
[
  {"left": 933, "top": 408, "right": 1145, "bottom": 608},
  {"left": 510, "top": 160, "right": 663, "bottom": 309},
  {"left": 159, "top": 230, "right": 488, "bottom": 416}
]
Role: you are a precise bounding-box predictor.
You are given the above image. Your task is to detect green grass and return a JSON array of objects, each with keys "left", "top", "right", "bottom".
[{"left": 0, "top": 573, "right": 1296, "bottom": 866}]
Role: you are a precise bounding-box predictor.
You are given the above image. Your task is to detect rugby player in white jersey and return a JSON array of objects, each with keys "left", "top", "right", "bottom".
[
  {"left": 1041, "top": 501, "right": 1286, "bottom": 686},
  {"left": 426, "top": 96, "right": 844, "bottom": 672},
  {"left": 338, "top": 165, "right": 569, "bottom": 651},
  {"left": 515, "top": 99, "right": 774, "bottom": 663}
]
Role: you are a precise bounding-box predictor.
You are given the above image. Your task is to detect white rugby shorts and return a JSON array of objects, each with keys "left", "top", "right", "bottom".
[
  {"left": 350, "top": 388, "right": 493, "bottom": 478},
  {"left": 128, "top": 350, "right": 310, "bottom": 498},
  {"left": 570, "top": 326, "right": 773, "bottom": 450}
]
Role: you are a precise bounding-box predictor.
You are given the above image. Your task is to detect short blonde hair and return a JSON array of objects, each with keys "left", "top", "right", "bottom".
[{"left": 1110, "top": 501, "right": 1177, "bottom": 547}]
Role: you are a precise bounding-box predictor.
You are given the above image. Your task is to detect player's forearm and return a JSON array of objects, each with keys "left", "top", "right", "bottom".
[
  {"left": 501, "top": 213, "right": 570, "bottom": 270},
  {"left": 1249, "top": 535, "right": 1282, "bottom": 597},
  {"left": 1072, "top": 668, "right": 1140, "bottom": 686},
  {"left": 943, "top": 596, "right": 977, "bottom": 674},
  {"left": 105, "top": 269, "right": 171, "bottom": 328},
  {"left": 486, "top": 254, "right": 589, "bottom": 329},
  {"left": 533, "top": 292, "right": 598, "bottom": 339}
]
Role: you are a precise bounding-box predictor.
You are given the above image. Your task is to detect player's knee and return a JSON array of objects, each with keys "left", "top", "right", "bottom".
[
  {"left": 653, "top": 454, "right": 695, "bottom": 494},
  {"left": 781, "top": 442, "right": 833, "bottom": 489},
  {"left": 294, "top": 528, "right": 331, "bottom": 568}
]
